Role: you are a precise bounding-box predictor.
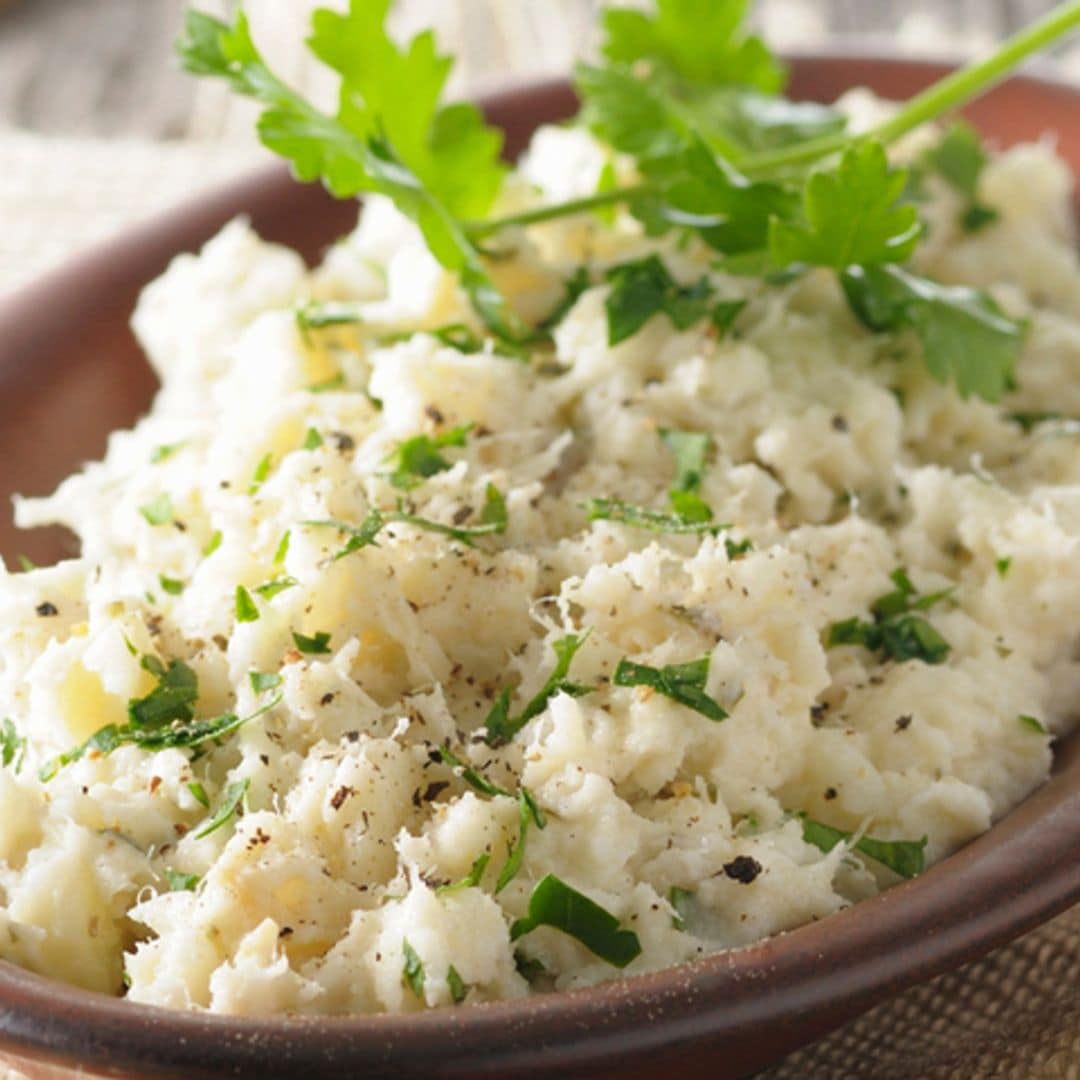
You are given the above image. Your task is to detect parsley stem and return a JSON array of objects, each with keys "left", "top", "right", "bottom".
[
  {"left": 741, "top": 0, "right": 1080, "bottom": 174},
  {"left": 464, "top": 183, "right": 655, "bottom": 237},
  {"left": 467, "top": 0, "right": 1080, "bottom": 236}
]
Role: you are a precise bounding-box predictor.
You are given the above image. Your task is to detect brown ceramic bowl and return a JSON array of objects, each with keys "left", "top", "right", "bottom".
[{"left": 0, "top": 57, "right": 1077, "bottom": 1080}]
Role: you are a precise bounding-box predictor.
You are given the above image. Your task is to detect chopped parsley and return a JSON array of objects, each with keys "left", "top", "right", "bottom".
[
  {"left": 203, "top": 530, "right": 223, "bottom": 558},
  {"left": 234, "top": 586, "right": 259, "bottom": 624},
  {"left": 826, "top": 568, "right": 952, "bottom": 666},
  {"left": 386, "top": 423, "right": 473, "bottom": 490},
  {"left": 150, "top": 442, "right": 186, "bottom": 464},
  {"left": 187, "top": 780, "right": 210, "bottom": 808},
  {"left": 194, "top": 778, "right": 250, "bottom": 840},
  {"left": 922, "top": 122, "right": 1000, "bottom": 233},
  {"left": 163, "top": 869, "right": 200, "bottom": 892},
  {"left": 307, "top": 485, "right": 509, "bottom": 558},
  {"left": 1, "top": 718, "right": 26, "bottom": 774},
  {"left": 130, "top": 656, "right": 199, "bottom": 729},
  {"left": 302, "top": 427, "right": 324, "bottom": 451},
  {"left": 446, "top": 964, "right": 468, "bottom": 1004},
  {"left": 510, "top": 874, "right": 642, "bottom": 969},
  {"left": 585, "top": 497, "right": 724, "bottom": 535},
  {"left": 484, "top": 634, "right": 591, "bottom": 746},
  {"left": 273, "top": 531, "right": 291, "bottom": 566},
  {"left": 1018, "top": 714, "right": 1049, "bottom": 735},
  {"left": 669, "top": 885, "right": 694, "bottom": 931},
  {"left": 292, "top": 630, "right": 332, "bottom": 655},
  {"left": 295, "top": 302, "right": 362, "bottom": 338},
  {"left": 138, "top": 493, "right": 175, "bottom": 527},
  {"left": 995, "top": 556, "right": 1012, "bottom": 579},
  {"left": 436, "top": 852, "right": 491, "bottom": 895},
  {"left": 613, "top": 655, "right": 728, "bottom": 721},
  {"left": 254, "top": 576, "right": 298, "bottom": 601},
  {"left": 605, "top": 255, "right": 728, "bottom": 345},
  {"left": 801, "top": 815, "right": 927, "bottom": 879},
  {"left": 438, "top": 745, "right": 546, "bottom": 891},
  {"left": 249, "top": 671, "right": 283, "bottom": 694},
  {"left": 401, "top": 938, "right": 425, "bottom": 999},
  {"left": 248, "top": 453, "right": 273, "bottom": 495},
  {"left": 158, "top": 574, "right": 185, "bottom": 597}
]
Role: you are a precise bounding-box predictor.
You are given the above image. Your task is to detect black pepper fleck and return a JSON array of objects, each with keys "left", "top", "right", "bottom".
[{"left": 722, "top": 855, "right": 763, "bottom": 884}]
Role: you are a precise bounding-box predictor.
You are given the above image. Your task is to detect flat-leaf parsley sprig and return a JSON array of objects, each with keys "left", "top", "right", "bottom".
[{"left": 179, "top": 0, "right": 1080, "bottom": 399}]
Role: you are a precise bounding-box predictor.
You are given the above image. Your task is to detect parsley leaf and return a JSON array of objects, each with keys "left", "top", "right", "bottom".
[
  {"left": 292, "top": 630, "right": 332, "bottom": 655},
  {"left": 605, "top": 256, "right": 716, "bottom": 345},
  {"left": 827, "top": 568, "right": 952, "bottom": 665},
  {"left": 660, "top": 429, "right": 711, "bottom": 493},
  {"left": 187, "top": 781, "right": 210, "bottom": 808},
  {"left": 387, "top": 424, "right": 473, "bottom": 490},
  {"left": 178, "top": 7, "right": 529, "bottom": 345},
  {"left": 401, "top": 938, "right": 425, "bottom": 999},
  {"left": 164, "top": 869, "right": 200, "bottom": 892},
  {"left": 769, "top": 141, "right": 921, "bottom": 269},
  {"left": 436, "top": 852, "right": 491, "bottom": 895},
  {"left": 841, "top": 263, "right": 1023, "bottom": 402},
  {"left": 302, "top": 427, "right": 324, "bottom": 451},
  {"left": 1018, "top": 714, "right": 1049, "bottom": 735},
  {"left": 484, "top": 634, "right": 591, "bottom": 746},
  {"left": 446, "top": 965, "right": 468, "bottom": 1004},
  {"left": 601, "top": 0, "right": 784, "bottom": 95},
  {"left": 923, "top": 122, "right": 999, "bottom": 233},
  {"left": 613, "top": 656, "right": 728, "bottom": 721},
  {"left": 669, "top": 885, "right": 694, "bottom": 931},
  {"left": 585, "top": 497, "right": 725, "bottom": 535},
  {"left": 158, "top": 574, "right": 185, "bottom": 597},
  {"left": 130, "top": 656, "right": 198, "bottom": 729},
  {"left": 150, "top": 442, "right": 186, "bottom": 464},
  {"left": 510, "top": 874, "right": 642, "bottom": 968},
  {"left": 801, "top": 816, "right": 927, "bottom": 879},
  {"left": 254, "top": 576, "right": 298, "bottom": 601},
  {"left": 194, "top": 778, "right": 250, "bottom": 840},
  {"left": 235, "top": 586, "right": 259, "bottom": 624},
  {"left": 1, "top": 718, "right": 26, "bottom": 774},
  {"left": 139, "top": 493, "right": 175, "bottom": 527},
  {"left": 249, "top": 671, "right": 283, "bottom": 695}
]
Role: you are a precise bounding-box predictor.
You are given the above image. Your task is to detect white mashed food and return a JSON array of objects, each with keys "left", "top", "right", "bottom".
[{"left": 0, "top": 113, "right": 1077, "bottom": 1016}]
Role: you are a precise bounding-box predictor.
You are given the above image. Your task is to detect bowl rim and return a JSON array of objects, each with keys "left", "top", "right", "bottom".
[{"left": 0, "top": 54, "right": 1078, "bottom": 1079}]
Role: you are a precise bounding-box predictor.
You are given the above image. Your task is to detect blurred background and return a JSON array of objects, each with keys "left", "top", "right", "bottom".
[
  {"left": 0, "top": 0, "right": 1073, "bottom": 295},
  {"left": 0, "top": 0, "right": 1070, "bottom": 138}
]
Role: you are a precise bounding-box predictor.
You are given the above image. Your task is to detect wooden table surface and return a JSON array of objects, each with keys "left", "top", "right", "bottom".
[{"left": 0, "top": 0, "right": 1063, "bottom": 140}]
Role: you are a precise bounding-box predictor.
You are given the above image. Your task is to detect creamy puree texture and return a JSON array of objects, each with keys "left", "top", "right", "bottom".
[{"left": 0, "top": 110, "right": 1077, "bottom": 1015}]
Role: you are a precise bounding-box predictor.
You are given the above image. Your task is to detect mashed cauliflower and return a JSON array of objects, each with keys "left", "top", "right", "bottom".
[{"left": 0, "top": 113, "right": 1076, "bottom": 1015}]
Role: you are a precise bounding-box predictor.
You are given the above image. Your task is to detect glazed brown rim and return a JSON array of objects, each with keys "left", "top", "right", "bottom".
[{"left": 0, "top": 58, "right": 1077, "bottom": 1079}]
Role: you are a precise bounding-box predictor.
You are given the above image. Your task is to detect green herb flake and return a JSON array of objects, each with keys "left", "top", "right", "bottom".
[
  {"left": 16, "top": 555, "right": 36, "bottom": 573},
  {"left": 1, "top": 718, "right": 26, "bottom": 774},
  {"left": 130, "top": 657, "right": 199, "bottom": 728},
  {"left": 139, "top": 494, "right": 175, "bottom": 527},
  {"left": 249, "top": 671, "right": 283, "bottom": 695},
  {"left": 614, "top": 655, "right": 728, "bottom": 721},
  {"left": 295, "top": 303, "right": 362, "bottom": 337},
  {"left": 446, "top": 964, "right": 468, "bottom": 1004},
  {"left": 711, "top": 298, "right": 747, "bottom": 335},
  {"left": 203, "top": 530, "right": 223, "bottom": 558},
  {"left": 510, "top": 874, "right": 642, "bottom": 969},
  {"left": 187, "top": 780, "right": 210, "bottom": 808},
  {"left": 401, "top": 938, "right": 425, "bottom": 999},
  {"left": 484, "top": 634, "right": 591, "bottom": 745},
  {"left": 302, "top": 428, "right": 324, "bottom": 451},
  {"left": 387, "top": 423, "right": 473, "bottom": 490},
  {"left": 669, "top": 885, "right": 694, "bottom": 931},
  {"left": 585, "top": 497, "right": 724, "bottom": 535},
  {"left": 923, "top": 122, "right": 1000, "bottom": 233},
  {"left": 292, "top": 630, "right": 332, "bottom": 655},
  {"left": 605, "top": 255, "right": 715, "bottom": 345},
  {"left": 826, "top": 567, "right": 952, "bottom": 666},
  {"left": 235, "top": 586, "right": 260, "bottom": 624},
  {"left": 1018, "top": 714, "right": 1049, "bottom": 735},
  {"left": 437, "top": 852, "right": 491, "bottom": 895},
  {"left": 995, "top": 556, "right": 1012, "bottom": 579},
  {"left": 800, "top": 815, "right": 927, "bottom": 879},
  {"left": 163, "top": 869, "right": 200, "bottom": 892},
  {"left": 273, "top": 531, "right": 291, "bottom": 566},
  {"left": 660, "top": 429, "right": 711, "bottom": 494},
  {"left": 150, "top": 442, "right": 186, "bottom": 464},
  {"left": 248, "top": 453, "right": 274, "bottom": 495},
  {"left": 194, "top": 778, "right": 250, "bottom": 840},
  {"left": 254, "top": 576, "right": 299, "bottom": 601},
  {"left": 158, "top": 574, "right": 185, "bottom": 597}
]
